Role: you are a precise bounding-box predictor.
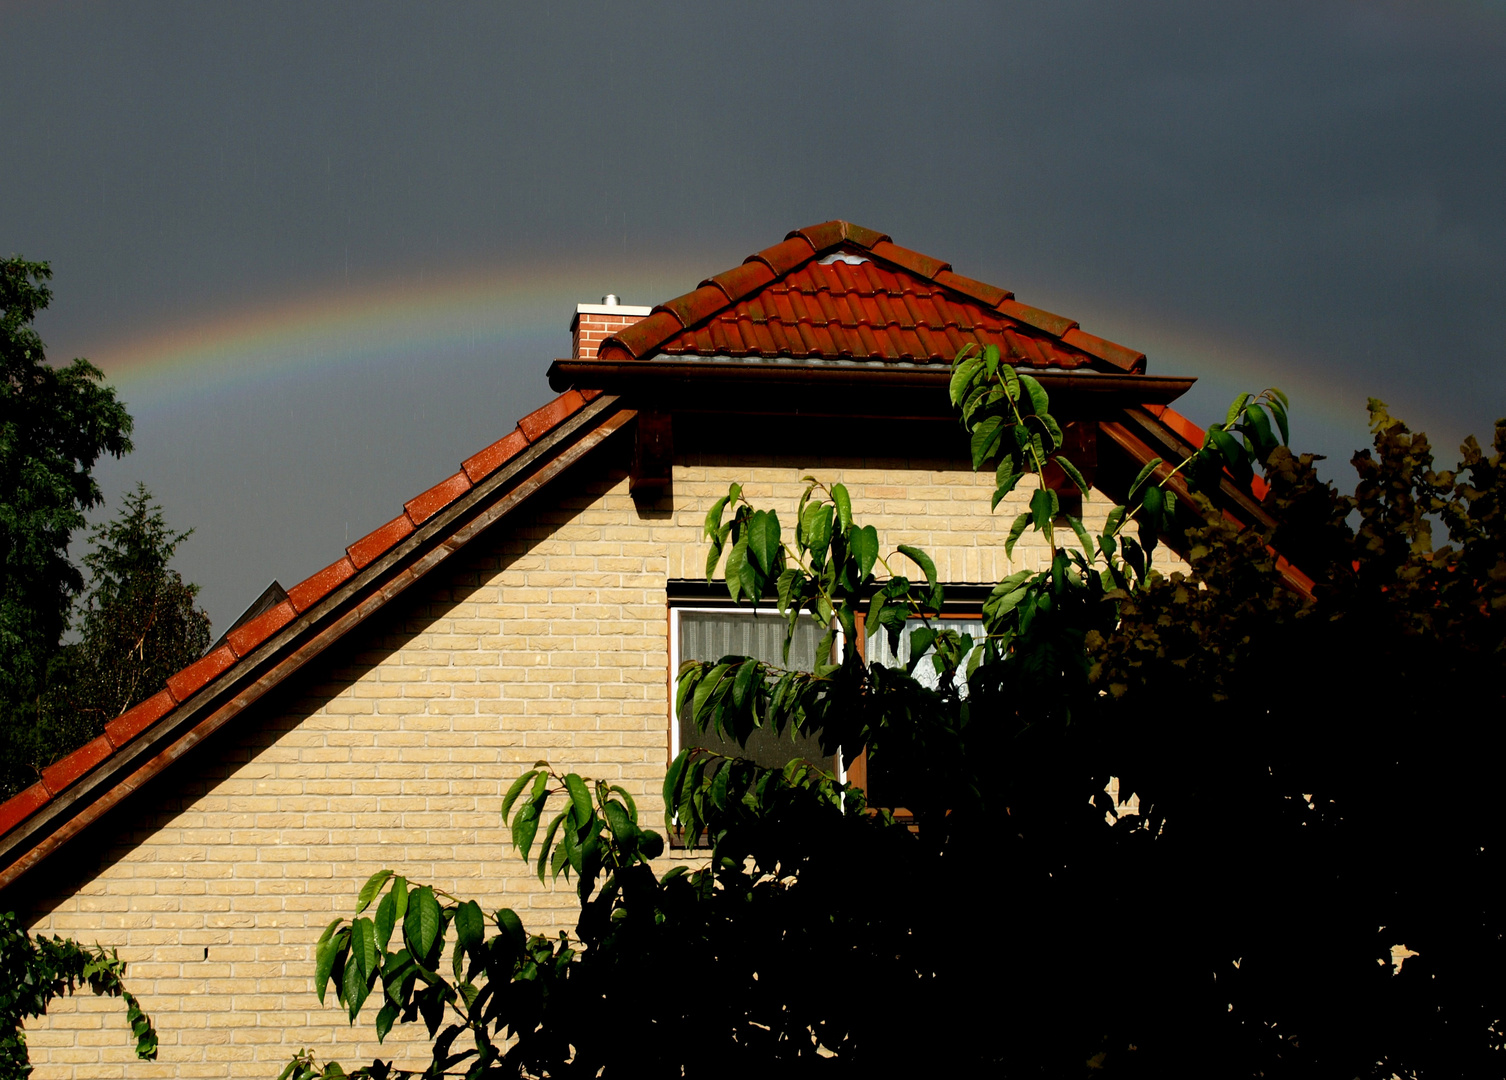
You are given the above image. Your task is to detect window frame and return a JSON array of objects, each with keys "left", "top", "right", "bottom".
[{"left": 667, "top": 603, "right": 846, "bottom": 785}]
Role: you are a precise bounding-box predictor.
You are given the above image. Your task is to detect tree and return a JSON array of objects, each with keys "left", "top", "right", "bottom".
[
  {"left": 0, "top": 911, "right": 157, "bottom": 1080},
  {"left": 290, "top": 352, "right": 1505, "bottom": 1077},
  {"left": 1, "top": 257, "right": 134, "bottom": 797},
  {"left": 0, "top": 257, "right": 133, "bottom": 708},
  {"left": 39, "top": 484, "right": 212, "bottom": 759}
]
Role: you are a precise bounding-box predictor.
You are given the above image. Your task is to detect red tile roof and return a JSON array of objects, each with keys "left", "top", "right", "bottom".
[
  {"left": 598, "top": 221, "right": 1146, "bottom": 373},
  {"left": 0, "top": 220, "right": 1302, "bottom": 887}
]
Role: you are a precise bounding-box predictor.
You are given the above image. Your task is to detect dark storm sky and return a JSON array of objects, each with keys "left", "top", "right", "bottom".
[{"left": 3, "top": 0, "right": 1504, "bottom": 632}]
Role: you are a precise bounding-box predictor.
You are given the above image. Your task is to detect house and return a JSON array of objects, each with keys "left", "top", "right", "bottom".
[{"left": 0, "top": 221, "right": 1300, "bottom": 1079}]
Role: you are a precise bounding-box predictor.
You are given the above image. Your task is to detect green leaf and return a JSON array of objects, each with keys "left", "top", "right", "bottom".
[
  {"left": 342, "top": 952, "right": 369, "bottom": 1020},
  {"left": 454, "top": 901, "right": 484, "bottom": 951},
  {"left": 405, "top": 886, "right": 441, "bottom": 960},
  {"left": 375, "top": 1000, "right": 398, "bottom": 1043},
  {"left": 1017, "top": 372, "right": 1050, "bottom": 416},
  {"left": 705, "top": 539, "right": 723, "bottom": 581},
  {"left": 1040, "top": 413, "right": 1063, "bottom": 452},
  {"left": 351, "top": 917, "right": 378, "bottom": 981},
  {"left": 1066, "top": 515, "right": 1095, "bottom": 557},
  {"left": 1005, "top": 512, "right": 1031, "bottom": 559},
  {"left": 1225, "top": 392, "right": 1251, "bottom": 427},
  {"left": 356, "top": 870, "right": 393, "bottom": 914},
  {"left": 732, "top": 658, "right": 760, "bottom": 710},
  {"left": 775, "top": 567, "right": 803, "bottom": 614},
  {"left": 315, "top": 919, "right": 343, "bottom": 1004},
  {"left": 897, "top": 544, "right": 936, "bottom": 589},
  {"left": 907, "top": 625, "right": 936, "bottom": 673},
  {"left": 865, "top": 593, "right": 887, "bottom": 639},
  {"left": 1269, "top": 397, "right": 1290, "bottom": 445},
  {"left": 800, "top": 501, "right": 834, "bottom": 560},
  {"left": 747, "top": 509, "right": 782, "bottom": 576},
  {"left": 1001, "top": 363, "right": 1020, "bottom": 402},
  {"left": 992, "top": 467, "right": 1023, "bottom": 512},
  {"left": 536, "top": 811, "right": 566, "bottom": 881},
  {"left": 663, "top": 751, "right": 690, "bottom": 830},
  {"left": 374, "top": 891, "right": 396, "bottom": 953},
  {"left": 1029, "top": 486, "right": 1056, "bottom": 532},
  {"left": 949, "top": 355, "right": 983, "bottom": 405},
  {"left": 1127, "top": 457, "right": 1164, "bottom": 502},
  {"left": 512, "top": 802, "right": 541, "bottom": 860},
  {"left": 851, "top": 526, "right": 879, "bottom": 580},
  {"left": 501, "top": 770, "right": 538, "bottom": 822},
  {"left": 703, "top": 495, "right": 730, "bottom": 540},
  {"left": 831, "top": 483, "right": 853, "bottom": 535},
  {"left": 724, "top": 533, "right": 749, "bottom": 602},
  {"left": 1246, "top": 404, "right": 1277, "bottom": 462},
  {"left": 564, "top": 773, "right": 592, "bottom": 825},
  {"left": 1054, "top": 454, "right": 1090, "bottom": 500},
  {"left": 392, "top": 876, "right": 408, "bottom": 924},
  {"left": 605, "top": 800, "right": 633, "bottom": 842},
  {"left": 982, "top": 343, "right": 1001, "bottom": 377},
  {"left": 970, "top": 416, "right": 1005, "bottom": 471}
]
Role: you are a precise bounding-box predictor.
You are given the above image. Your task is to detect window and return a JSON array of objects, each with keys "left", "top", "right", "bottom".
[
  {"left": 851, "top": 610, "right": 984, "bottom": 810},
  {"left": 669, "top": 606, "right": 835, "bottom": 772},
  {"left": 864, "top": 616, "right": 984, "bottom": 696}
]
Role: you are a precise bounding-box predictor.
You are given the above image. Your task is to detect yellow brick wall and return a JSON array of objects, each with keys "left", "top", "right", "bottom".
[{"left": 20, "top": 441, "right": 1148, "bottom": 1079}]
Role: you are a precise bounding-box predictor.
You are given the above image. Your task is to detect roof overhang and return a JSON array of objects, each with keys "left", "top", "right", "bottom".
[{"left": 548, "top": 356, "right": 1195, "bottom": 419}]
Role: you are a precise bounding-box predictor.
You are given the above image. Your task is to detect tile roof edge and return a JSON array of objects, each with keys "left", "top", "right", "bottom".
[
  {"left": 0, "top": 388, "right": 617, "bottom": 857},
  {"left": 594, "top": 220, "right": 1149, "bottom": 377}
]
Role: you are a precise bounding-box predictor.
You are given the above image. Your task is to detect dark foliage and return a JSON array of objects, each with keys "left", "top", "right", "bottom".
[
  {"left": 0, "top": 910, "right": 157, "bottom": 1080},
  {"left": 291, "top": 350, "right": 1503, "bottom": 1077},
  {"left": 41, "top": 484, "right": 212, "bottom": 758},
  {"left": 0, "top": 257, "right": 132, "bottom": 786},
  {"left": 0, "top": 259, "right": 209, "bottom": 798}
]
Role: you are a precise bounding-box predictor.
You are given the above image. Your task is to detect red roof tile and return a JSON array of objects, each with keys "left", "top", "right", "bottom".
[
  {"left": 105, "top": 689, "right": 175, "bottom": 748},
  {"left": 0, "top": 783, "right": 49, "bottom": 838},
  {"left": 226, "top": 599, "right": 296, "bottom": 657},
  {"left": 347, "top": 514, "right": 415, "bottom": 570},
  {"left": 518, "top": 389, "right": 586, "bottom": 442},
  {"left": 462, "top": 429, "right": 529, "bottom": 484},
  {"left": 405, "top": 471, "right": 473, "bottom": 526},
  {"left": 287, "top": 555, "right": 357, "bottom": 612},
  {"left": 42, "top": 735, "right": 113, "bottom": 795},
  {"left": 596, "top": 220, "right": 1147, "bottom": 373},
  {"left": 167, "top": 644, "right": 237, "bottom": 702}
]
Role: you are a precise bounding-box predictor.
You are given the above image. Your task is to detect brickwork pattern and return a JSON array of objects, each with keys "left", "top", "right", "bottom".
[
  {"left": 21, "top": 444, "right": 1146, "bottom": 1079},
  {"left": 571, "top": 313, "right": 645, "bottom": 360}
]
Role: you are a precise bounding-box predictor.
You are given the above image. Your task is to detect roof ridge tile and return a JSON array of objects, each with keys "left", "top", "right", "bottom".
[
  {"left": 1061, "top": 327, "right": 1146, "bottom": 373},
  {"left": 226, "top": 599, "right": 296, "bottom": 658},
  {"left": 166, "top": 644, "right": 237, "bottom": 703},
  {"left": 600, "top": 309, "right": 683, "bottom": 361},
  {"left": 287, "top": 556, "right": 357, "bottom": 612},
  {"left": 347, "top": 514, "right": 415, "bottom": 570},
  {"left": 656, "top": 285, "right": 727, "bottom": 331},
  {"left": 933, "top": 269, "right": 1012, "bottom": 308},
  {"left": 105, "top": 689, "right": 175, "bottom": 749},
  {"left": 748, "top": 235, "right": 817, "bottom": 277},
  {"left": 996, "top": 298, "right": 1078, "bottom": 339},
  {"left": 405, "top": 471, "right": 473, "bottom": 526},
  {"left": 41, "top": 736, "right": 112, "bottom": 796},
  {"left": 869, "top": 240, "right": 950, "bottom": 280},
  {"left": 704, "top": 261, "right": 776, "bottom": 304},
  {"left": 0, "top": 783, "right": 50, "bottom": 839}
]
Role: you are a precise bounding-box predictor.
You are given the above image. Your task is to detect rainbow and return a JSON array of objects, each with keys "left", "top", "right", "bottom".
[
  {"left": 80, "top": 255, "right": 1402, "bottom": 459},
  {"left": 84, "top": 256, "right": 712, "bottom": 414}
]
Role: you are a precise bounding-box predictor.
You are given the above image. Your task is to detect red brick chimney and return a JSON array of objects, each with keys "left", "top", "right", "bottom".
[{"left": 570, "top": 295, "right": 651, "bottom": 359}]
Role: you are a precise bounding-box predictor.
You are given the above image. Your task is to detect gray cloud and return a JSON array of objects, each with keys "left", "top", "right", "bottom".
[{"left": 3, "top": 0, "right": 1503, "bottom": 628}]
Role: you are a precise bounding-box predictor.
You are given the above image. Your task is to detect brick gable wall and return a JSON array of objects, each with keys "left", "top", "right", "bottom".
[{"left": 19, "top": 441, "right": 1159, "bottom": 1079}]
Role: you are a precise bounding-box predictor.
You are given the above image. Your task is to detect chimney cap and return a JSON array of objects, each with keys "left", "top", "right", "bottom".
[{"left": 602, "top": 294, "right": 619, "bottom": 306}]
